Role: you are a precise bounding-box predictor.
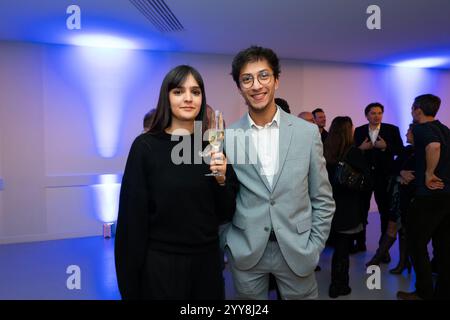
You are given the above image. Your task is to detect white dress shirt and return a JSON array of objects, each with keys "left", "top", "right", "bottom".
[
  {"left": 247, "top": 107, "right": 280, "bottom": 187},
  {"left": 368, "top": 124, "right": 381, "bottom": 144}
]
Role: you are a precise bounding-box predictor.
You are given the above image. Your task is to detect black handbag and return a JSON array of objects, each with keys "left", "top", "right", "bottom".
[{"left": 334, "top": 149, "right": 371, "bottom": 191}]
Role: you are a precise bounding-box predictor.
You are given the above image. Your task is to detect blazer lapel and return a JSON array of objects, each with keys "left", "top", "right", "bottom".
[
  {"left": 364, "top": 124, "right": 371, "bottom": 140},
  {"left": 234, "top": 114, "right": 272, "bottom": 192},
  {"left": 255, "top": 152, "right": 272, "bottom": 193},
  {"left": 271, "top": 111, "right": 293, "bottom": 192},
  {"left": 378, "top": 123, "right": 386, "bottom": 141}
]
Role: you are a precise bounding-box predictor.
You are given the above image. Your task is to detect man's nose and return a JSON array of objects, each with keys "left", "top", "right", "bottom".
[{"left": 252, "top": 77, "right": 263, "bottom": 90}]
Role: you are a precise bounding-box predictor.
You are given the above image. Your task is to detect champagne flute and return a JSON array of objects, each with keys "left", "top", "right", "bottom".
[{"left": 205, "top": 110, "right": 224, "bottom": 177}]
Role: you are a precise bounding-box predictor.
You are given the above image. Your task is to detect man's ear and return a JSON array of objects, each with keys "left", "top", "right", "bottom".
[
  {"left": 274, "top": 77, "right": 279, "bottom": 90},
  {"left": 413, "top": 108, "right": 423, "bottom": 121}
]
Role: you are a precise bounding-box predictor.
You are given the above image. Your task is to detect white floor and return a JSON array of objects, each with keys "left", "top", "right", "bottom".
[{"left": 0, "top": 212, "right": 417, "bottom": 300}]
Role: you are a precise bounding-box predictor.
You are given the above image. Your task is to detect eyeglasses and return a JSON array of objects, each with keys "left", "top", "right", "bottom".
[{"left": 239, "top": 70, "right": 273, "bottom": 89}]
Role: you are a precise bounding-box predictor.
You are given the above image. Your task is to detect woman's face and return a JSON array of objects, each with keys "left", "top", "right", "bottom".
[
  {"left": 169, "top": 73, "right": 202, "bottom": 122},
  {"left": 406, "top": 128, "right": 414, "bottom": 145}
]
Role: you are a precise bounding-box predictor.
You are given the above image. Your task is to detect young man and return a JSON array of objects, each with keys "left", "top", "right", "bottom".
[
  {"left": 353, "top": 103, "right": 403, "bottom": 259},
  {"left": 312, "top": 108, "right": 328, "bottom": 143},
  {"left": 397, "top": 94, "right": 450, "bottom": 300},
  {"left": 222, "top": 46, "right": 335, "bottom": 299}
]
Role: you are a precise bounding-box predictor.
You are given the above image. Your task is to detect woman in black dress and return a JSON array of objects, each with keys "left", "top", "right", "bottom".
[
  {"left": 324, "top": 116, "right": 370, "bottom": 298},
  {"left": 115, "top": 65, "right": 238, "bottom": 300}
]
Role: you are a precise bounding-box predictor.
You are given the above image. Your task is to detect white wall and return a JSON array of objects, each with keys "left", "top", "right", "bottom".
[
  {"left": 1, "top": 41, "right": 450, "bottom": 244},
  {"left": 0, "top": 43, "right": 47, "bottom": 242}
]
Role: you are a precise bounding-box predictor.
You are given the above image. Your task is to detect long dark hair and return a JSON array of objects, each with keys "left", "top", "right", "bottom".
[
  {"left": 323, "top": 116, "right": 354, "bottom": 165},
  {"left": 148, "top": 65, "right": 207, "bottom": 134}
]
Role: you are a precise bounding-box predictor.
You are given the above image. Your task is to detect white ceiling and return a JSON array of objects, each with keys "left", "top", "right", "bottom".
[{"left": 1, "top": 0, "right": 450, "bottom": 68}]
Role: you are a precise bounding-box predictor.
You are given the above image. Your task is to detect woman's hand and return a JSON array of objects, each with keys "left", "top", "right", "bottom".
[
  {"left": 210, "top": 150, "right": 227, "bottom": 185},
  {"left": 400, "top": 170, "right": 415, "bottom": 184}
]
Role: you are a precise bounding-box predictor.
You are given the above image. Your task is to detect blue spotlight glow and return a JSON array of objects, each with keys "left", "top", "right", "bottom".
[
  {"left": 390, "top": 66, "right": 438, "bottom": 142},
  {"left": 393, "top": 57, "right": 449, "bottom": 69},
  {"left": 98, "top": 174, "right": 121, "bottom": 185},
  {"left": 69, "top": 34, "right": 140, "bottom": 50},
  {"left": 92, "top": 174, "right": 121, "bottom": 223},
  {"left": 75, "top": 46, "right": 139, "bottom": 158}
]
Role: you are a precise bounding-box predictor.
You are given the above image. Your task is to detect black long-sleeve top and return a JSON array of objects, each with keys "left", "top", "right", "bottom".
[
  {"left": 393, "top": 145, "right": 416, "bottom": 175},
  {"left": 392, "top": 145, "right": 416, "bottom": 216},
  {"left": 114, "top": 131, "right": 238, "bottom": 299},
  {"left": 326, "top": 146, "right": 371, "bottom": 231}
]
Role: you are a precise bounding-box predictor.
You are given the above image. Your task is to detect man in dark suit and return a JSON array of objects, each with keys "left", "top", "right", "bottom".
[
  {"left": 312, "top": 108, "right": 328, "bottom": 143},
  {"left": 353, "top": 103, "right": 403, "bottom": 261}
]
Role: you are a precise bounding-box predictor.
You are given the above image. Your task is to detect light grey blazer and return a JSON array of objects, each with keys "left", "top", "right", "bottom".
[{"left": 222, "top": 109, "right": 335, "bottom": 277}]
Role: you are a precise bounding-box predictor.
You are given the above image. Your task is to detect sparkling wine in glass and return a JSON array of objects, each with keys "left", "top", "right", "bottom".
[{"left": 205, "top": 110, "right": 224, "bottom": 177}]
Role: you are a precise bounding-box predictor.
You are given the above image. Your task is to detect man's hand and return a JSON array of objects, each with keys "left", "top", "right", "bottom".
[
  {"left": 359, "top": 138, "right": 373, "bottom": 151},
  {"left": 374, "top": 136, "right": 387, "bottom": 150},
  {"left": 425, "top": 172, "right": 444, "bottom": 190},
  {"left": 400, "top": 170, "right": 415, "bottom": 184},
  {"left": 425, "top": 143, "right": 442, "bottom": 190}
]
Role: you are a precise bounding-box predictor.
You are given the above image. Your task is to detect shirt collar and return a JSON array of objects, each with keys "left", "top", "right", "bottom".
[
  {"left": 369, "top": 123, "right": 381, "bottom": 131},
  {"left": 248, "top": 106, "right": 280, "bottom": 130}
]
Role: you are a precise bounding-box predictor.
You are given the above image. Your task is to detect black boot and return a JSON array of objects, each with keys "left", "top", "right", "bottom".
[
  {"left": 390, "top": 233, "right": 412, "bottom": 274},
  {"left": 378, "top": 232, "right": 392, "bottom": 263},
  {"left": 381, "top": 251, "right": 391, "bottom": 264},
  {"left": 365, "top": 234, "right": 396, "bottom": 267},
  {"left": 379, "top": 231, "right": 391, "bottom": 263},
  {"left": 329, "top": 258, "right": 351, "bottom": 298}
]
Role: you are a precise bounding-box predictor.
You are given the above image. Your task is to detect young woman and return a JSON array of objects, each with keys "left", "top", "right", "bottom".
[
  {"left": 115, "top": 65, "right": 238, "bottom": 300},
  {"left": 324, "top": 116, "right": 370, "bottom": 298}
]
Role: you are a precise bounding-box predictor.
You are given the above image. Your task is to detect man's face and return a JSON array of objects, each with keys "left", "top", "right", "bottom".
[
  {"left": 238, "top": 59, "right": 279, "bottom": 113},
  {"left": 314, "top": 112, "right": 326, "bottom": 128},
  {"left": 411, "top": 105, "right": 422, "bottom": 123},
  {"left": 366, "top": 106, "right": 383, "bottom": 126}
]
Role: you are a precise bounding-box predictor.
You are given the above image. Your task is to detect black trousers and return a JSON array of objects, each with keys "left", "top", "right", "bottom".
[
  {"left": 361, "top": 173, "right": 390, "bottom": 236},
  {"left": 141, "top": 247, "right": 225, "bottom": 300},
  {"left": 408, "top": 194, "right": 450, "bottom": 299}
]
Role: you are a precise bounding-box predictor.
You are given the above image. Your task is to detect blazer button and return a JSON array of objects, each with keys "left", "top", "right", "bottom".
[
  {"left": 264, "top": 227, "right": 270, "bottom": 232},
  {"left": 270, "top": 200, "right": 275, "bottom": 206}
]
